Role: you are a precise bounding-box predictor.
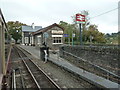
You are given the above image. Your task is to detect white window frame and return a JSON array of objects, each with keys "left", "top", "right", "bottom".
[{"left": 52, "top": 35, "right": 63, "bottom": 44}]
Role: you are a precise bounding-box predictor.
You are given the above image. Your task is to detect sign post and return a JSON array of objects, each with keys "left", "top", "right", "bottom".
[
  {"left": 76, "top": 14, "right": 85, "bottom": 45},
  {"left": 72, "top": 33, "right": 75, "bottom": 46},
  {"left": 79, "top": 23, "right": 82, "bottom": 45}
]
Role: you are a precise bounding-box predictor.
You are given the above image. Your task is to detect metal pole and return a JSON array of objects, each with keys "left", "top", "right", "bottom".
[
  {"left": 79, "top": 23, "right": 82, "bottom": 45},
  {"left": 72, "top": 33, "right": 73, "bottom": 46},
  {"left": 69, "top": 37, "right": 70, "bottom": 45}
]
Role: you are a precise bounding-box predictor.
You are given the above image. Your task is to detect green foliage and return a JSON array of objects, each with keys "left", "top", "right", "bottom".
[
  {"left": 59, "top": 21, "right": 79, "bottom": 42},
  {"left": 68, "top": 10, "right": 106, "bottom": 44},
  {"left": 105, "top": 32, "right": 119, "bottom": 44},
  {"left": 83, "top": 24, "right": 106, "bottom": 43},
  {"left": 59, "top": 21, "right": 106, "bottom": 44},
  {"left": 7, "top": 21, "right": 26, "bottom": 43}
]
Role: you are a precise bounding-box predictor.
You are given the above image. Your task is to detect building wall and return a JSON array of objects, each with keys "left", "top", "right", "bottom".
[
  {"left": 35, "top": 26, "right": 64, "bottom": 49},
  {"left": 35, "top": 35, "right": 42, "bottom": 46},
  {"left": 30, "top": 36, "right": 34, "bottom": 45},
  {"left": 34, "top": 35, "right": 38, "bottom": 46},
  {"left": 22, "top": 32, "right": 24, "bottom": 45},
  {"left": 36, "top": 26, "right": 64, "bottom": 50},
  {"left": 47, "top": 28, "right": 63, "bottom": 49}
]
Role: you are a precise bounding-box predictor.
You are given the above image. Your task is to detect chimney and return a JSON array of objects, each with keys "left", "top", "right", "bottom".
[{"left": 32, "top": 23, "right": 35, "bottom": 29}]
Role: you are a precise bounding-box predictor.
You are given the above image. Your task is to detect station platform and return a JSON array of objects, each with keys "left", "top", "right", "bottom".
[{"left": 19, "top": 45, "right": 119, "bottom": 89}]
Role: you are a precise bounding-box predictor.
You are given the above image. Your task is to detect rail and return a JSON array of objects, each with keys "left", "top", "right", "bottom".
[
  {"left": 15, "top": 47, "right": 41, "bottom": 89},
  {"left": 19, "top": 68, "right": 26, "bottom": 89},
  {"left": 12, "top": 70, "right": 16, "bottom": 90},
  {"left": 15, "top": 46, "right": 61, "bottom": 89}
]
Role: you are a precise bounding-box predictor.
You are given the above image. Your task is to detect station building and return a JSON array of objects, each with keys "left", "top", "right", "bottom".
[
  {"left": 21, "top": 23, "right": 42, "bottom": 45},
  {"left": 32, "top": 23, "right": 64, "bottom": 50},
  {"left": 22, "top": 23, "right": 64, "bottom": 50}
]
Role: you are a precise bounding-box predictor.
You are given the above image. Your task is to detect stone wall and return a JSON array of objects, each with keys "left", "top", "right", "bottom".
[{"left": 59, "top": 45, "right": 120, "bottom": 83}]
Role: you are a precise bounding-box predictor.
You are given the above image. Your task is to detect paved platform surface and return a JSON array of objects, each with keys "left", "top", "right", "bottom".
[{"left": 19, "top": 45, "right": 119, "bottom": 89}]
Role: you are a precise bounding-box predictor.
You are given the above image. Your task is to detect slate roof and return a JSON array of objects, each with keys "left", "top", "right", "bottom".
[
  {"left": 32, "top": 23, "right": 64, "bottom": 35},
  {"left": 22, "top": 26, "right": 42, "bottom": 32}
]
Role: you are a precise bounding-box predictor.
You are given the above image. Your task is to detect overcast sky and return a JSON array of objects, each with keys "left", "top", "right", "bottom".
[{"left": 0, "top": 0, "right": 119, "bottom": 34}]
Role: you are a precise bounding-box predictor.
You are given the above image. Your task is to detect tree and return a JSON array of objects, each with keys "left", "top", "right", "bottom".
[
  {"left": 59, "top": 21, "right": 106, "bottom": 44},
  {"left": 7, "top": 21, "right": 26, "bottom": 43},
  {"left": 59, "top": 21, "right": 78, "bottom": 43},
  {"left": 105, "top": 32, "right": 119, "bottom": 44},
  {"left": 83, "top": 24, "right": 106, "bottom": 43}
]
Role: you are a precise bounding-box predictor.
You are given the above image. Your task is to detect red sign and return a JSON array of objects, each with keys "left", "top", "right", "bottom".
[{"left": 76, "top": 14, "right": 85, "bottom": 22}]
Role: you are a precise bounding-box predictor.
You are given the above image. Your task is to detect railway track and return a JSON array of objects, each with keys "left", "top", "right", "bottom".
[
  {"left": 10, "top": 45, "right": 108, "bottom": 90},
  {"left": 17, "top": 46, "right": 101, "bottom": 89},
  {"left": 11, "top": 68, "right": 25, "bottom": 89},
  {"left": 11, "top": 46, "right": 61, "bottom": 89}
]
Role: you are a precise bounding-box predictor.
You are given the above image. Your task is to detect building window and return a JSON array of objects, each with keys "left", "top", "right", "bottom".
[{"left": 53, "top": 37, "right": 62, "bottom": 44}]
